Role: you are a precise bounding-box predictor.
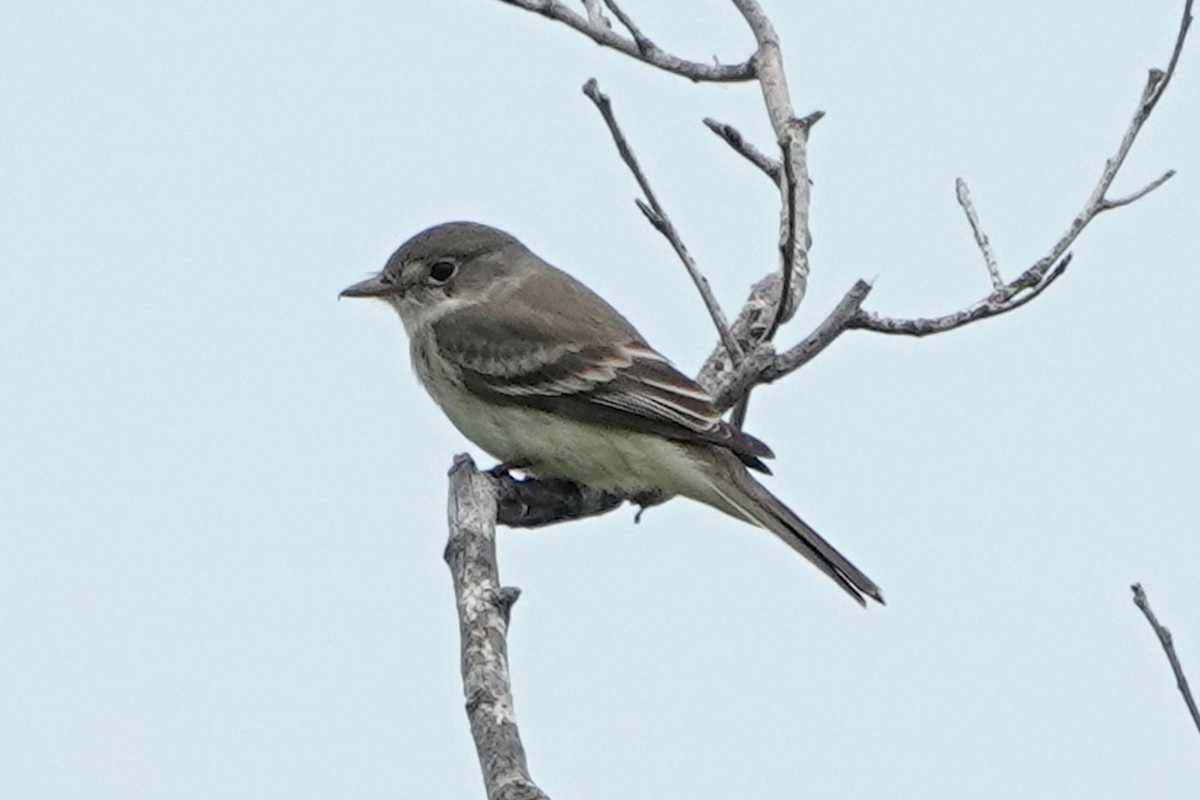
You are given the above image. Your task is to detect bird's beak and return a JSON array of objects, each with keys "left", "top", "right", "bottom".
[{"left": 339, "top": 273, "right": 397, "bottom": 299}]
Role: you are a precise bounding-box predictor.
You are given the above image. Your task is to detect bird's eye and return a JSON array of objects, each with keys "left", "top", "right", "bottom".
[{"left": 427, "top": 260, "right": 457, "bottom": 284}]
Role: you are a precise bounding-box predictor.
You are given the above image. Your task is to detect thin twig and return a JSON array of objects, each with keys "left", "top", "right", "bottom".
[
  {"left": 765, "top": 134, "right": 800, "bottom": 343},
  {"left": 445, "top": 455, "right": 549, "bottom": 800},
  {"left": 1101, "top": 169, "right": 1176, "bottom": 210},
  {"left": 601, "top": 0, "right": 652, "bottom": 54},
  {"left": 1140, "top": 0, "right": 1193, "bottom": 117},
  {"left": 846, "top": 0, "right": 1191, "bottom": 338},
  {"left": 583, "top": 78, "right": 742, "bottom": 362},
  {"left": 495, "top": 0, "right": 755, "bottom": 82},
  {"left": 849, "top": 255, "right": 1071, "bottom": 337},
  {"left": 956, "top": 178, "right": 1004, "bottom": 290},
  {"left": 1131, "top": 583, "right": 1200, "bottom": 736},
  {"left": 703, "top": 118, "right": 781, "bottom": 182}
]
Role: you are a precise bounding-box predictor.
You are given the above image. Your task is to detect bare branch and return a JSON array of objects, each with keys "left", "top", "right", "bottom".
[
  {"left": 445, "top": 455, "right": 549, "bottom": 800},
  {"left": 703, "top": 117, "right": 781, "bottom": 182},
  {"left": 1131, "top": 583, "right": 1200, "bottom": 736},
  {"left": 695, "top": 272, "right": 785, "bottom": 391},
  {"left": 731, "top": 0, "right": 813, "bottom": 319},
  {"left": 501, "top": 0, "right": 825, "bottom": 424},
  {"left": 583, "top": 78, "right": 742, "bottom": 361},
  {"left": 1100, "top": 169, "right": 1176, "bottom": 210},
  {"left": 601, "top": 0, "right": 652, "bottom": 54},
  {"left": 847, "top": 0, "right": 1191, "bottom": 339},
  {"left": 765, "top": 134, "right": 801, "bottom": 343},
  {"left": 1140, "top": 0, "right": 1194, "bottom": 116},
  {"left": 495, "top": 0, "right": 755, "bottom": 82},
  {"left": 711, "top": 279, "right": 873, "bottom": 410},
  {"left": 956, "top": 178, "right": 1003, "bottom": 290},
  {"left": 581, "top": 0, "right": 610, "bottom": 30},
  {"left": 693, "top": 1, "right": 818, "bottom": 424},
  {"left": 729, "top": 123, "right": 806, "bottom": 429},
  {"left": 497, "top": 0, "right": 1191, "bottom": 412},
  {"left": 849, "top": 255, "right": 1071, "bottom": 337}
]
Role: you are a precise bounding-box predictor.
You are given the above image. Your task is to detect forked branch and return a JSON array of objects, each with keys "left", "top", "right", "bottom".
[
  {"left": 846, "top": 0, "right": 1191, "bottom": 339},
  {"left": 496, "top": 0, "right": 755, "bottom": 81},
  {"left": 487, "top": 0, "right": 1192, "bottom": 509}
]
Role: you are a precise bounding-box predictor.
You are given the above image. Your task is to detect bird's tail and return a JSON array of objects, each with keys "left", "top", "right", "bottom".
[{"left": 698, "top": 452, "right": 884, "bottom": 607}]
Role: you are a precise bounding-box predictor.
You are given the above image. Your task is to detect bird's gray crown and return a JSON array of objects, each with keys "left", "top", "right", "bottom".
[{"left": 385, "top": 221, "right": 524, "bottom": 274}]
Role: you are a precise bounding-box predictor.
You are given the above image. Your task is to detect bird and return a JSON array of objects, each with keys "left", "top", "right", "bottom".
[{"left": 341, "top": 221, "right": 882, "bottom": 606}]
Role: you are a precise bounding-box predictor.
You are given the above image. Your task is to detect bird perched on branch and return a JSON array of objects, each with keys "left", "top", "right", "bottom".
[{"left": 342, "top": 221, "right": 882, "bottom": 606}]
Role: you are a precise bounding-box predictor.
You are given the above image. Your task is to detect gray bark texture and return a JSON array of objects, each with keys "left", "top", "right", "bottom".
[{"left": 445, "top": 456, "right": 550, "bottom": 800}]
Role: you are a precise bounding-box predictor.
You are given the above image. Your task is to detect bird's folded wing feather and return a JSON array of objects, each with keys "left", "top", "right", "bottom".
[{"left": 431, "top": 288, "right": 772, "bottom": 471}]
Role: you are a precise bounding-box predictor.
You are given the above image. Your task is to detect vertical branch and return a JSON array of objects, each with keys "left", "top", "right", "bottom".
[
  {"left": 445, "top": 455, "right": 550, "bottom": 800},
  {"left": 720, "top": 0, "right": 817, "bottom": 427},
  {"left": 764, "top": 129, "right": 806, "bottom": 342},
  {"left": 732, "top": 0, "right": 814, "bottom": 321}
]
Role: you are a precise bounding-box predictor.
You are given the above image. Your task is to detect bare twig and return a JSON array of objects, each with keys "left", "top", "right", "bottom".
[
  {"left": 845, "top": 0, "right": 1191, "bottom": 338},
  {"left": 729, "top": 125, "right": 802, "bottom": 429},
  {"left": 583, "top": 78, "right": 742, "bottom": 361},
  {"left": 851, "top": 256, "right": 1071, "bottom": 335},
  {"left": 711, "top": 279, "right": 873, "bottom": 410},
  {"left": 445, "top": 456, "right": 549, "bottom": 800},
  {"left": 703, "top": 118, "right": 781, "bottom": 182},
  {"left": 765, "top": 133, "right": 802, "bottom": 344},
  {"left": 1131, "top": 583, "right": 1200, "bottom": 736},
  {"left": 1101, "top": 169, "right": 1176, "bottom": 210},
  {"left": 495, "top": 0, "right": 754, "bottom": 82},
  {"left": 850, "top": 255, "right": 1072, "bottom": 337},
  {"left": 956, "top": 178, "right": 1003, "bottom": 290},
  {"left": 581, "top": 0, "right": 610, "bottom": 29},
  {"left": 601, "top": 0, "right": 652, "bottom": 54}
]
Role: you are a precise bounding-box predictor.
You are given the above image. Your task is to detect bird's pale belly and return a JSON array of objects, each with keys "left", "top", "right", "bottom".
[{"left": 421, "top": 370, "right": 714, "bottom": 500}]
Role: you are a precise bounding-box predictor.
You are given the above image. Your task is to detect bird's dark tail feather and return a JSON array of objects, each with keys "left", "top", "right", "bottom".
[{"left": 708, "top": 467, "right": 884, "bottom": 607}]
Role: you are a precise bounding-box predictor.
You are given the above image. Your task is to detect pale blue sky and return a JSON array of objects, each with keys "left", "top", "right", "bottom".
[{"left": 3, "top": 1, "right": 1198, "bottom": 797}]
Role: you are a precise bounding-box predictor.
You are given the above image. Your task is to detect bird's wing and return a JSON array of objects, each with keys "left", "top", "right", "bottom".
[{"left": 430, "top": 280, "right": 773, "bottom": 471}]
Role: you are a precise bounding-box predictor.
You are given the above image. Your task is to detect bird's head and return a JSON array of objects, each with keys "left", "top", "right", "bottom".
[{"left": 340, "top": 221, "right": 527, "bottom": 332}]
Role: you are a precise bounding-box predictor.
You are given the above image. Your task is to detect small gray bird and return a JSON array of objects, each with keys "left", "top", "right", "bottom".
[{"left": 342, "top": 222, "right": 882, "bottom": 606}]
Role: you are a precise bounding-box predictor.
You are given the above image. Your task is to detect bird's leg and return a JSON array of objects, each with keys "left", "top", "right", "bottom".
[{"left": 631, "top": 489, "right": 671, "bottom": 523}]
